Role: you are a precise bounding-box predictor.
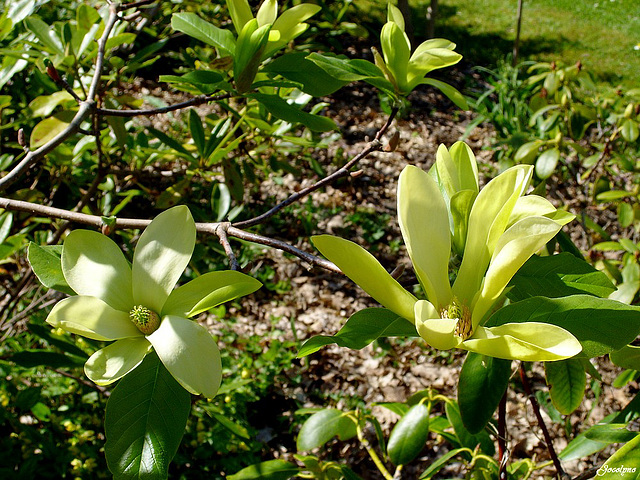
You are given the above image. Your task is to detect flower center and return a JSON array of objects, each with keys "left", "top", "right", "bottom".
[
  {"left": 441, "top": 298, "right": 473, "bottom": 341},
  {"left": 129, "top": 305, "right": 161, "bottom": 335}
]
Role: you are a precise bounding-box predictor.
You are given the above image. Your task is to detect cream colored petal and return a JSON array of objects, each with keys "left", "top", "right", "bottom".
[
  {"left": 462, "top": 323, "right": 581, "bottom": 361},
  {"left": 84, "top": 337, "right": 151, "bottom": 385},
  {"left": 312, "top": 235, "right": 417, "bottom": 321},
  {"left": 415, "top": 300, "right": 461, "bottom": 350},
  {"left": 62, "top": 230, "right": 134, "bottom": 312},
  {"left": 398, "top": 165, "right": 452, "bottom": 309},
  {"left": 508, "top": 195, "right": 556, "bottom": 227},
  {"left": 453, "top": 165, "right": 532, "bottom": 304},
  {"left": 132, "top": 206, "right": 196, "bottom": 313},
  {"left": 46, "top": 296, "right": 142, "bottom": 341},
  {"left": 471, "top": 217, "right": 561, "bottom": 326},
  {"left": 148, "top": 316, "right": 222, "bottom": 398}
]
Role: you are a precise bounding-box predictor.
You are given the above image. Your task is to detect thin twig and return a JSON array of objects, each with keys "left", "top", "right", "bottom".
[
  {"left": 519, "top": 363, "right": 567, "bottom": 479},
  {"left": 233, "top": 107, "right": 399, "bottom": 229},
  {"left": 497, "top": 390, "right": 508, "bottom": 480},
  {"left": 117, "top": 0, "right": 156, "bottom": 11},
  {"left": 571, "top": 466, "right": 600, "bottom": 480},
  {"left": 96, "top": 93, "right": 233, "bottom": 117},
  {"left": 53, "top": 368, "right": 109, "bottom": 394},
  {"left": 215, "top": 223, "right": 240, "bottom": 271}
]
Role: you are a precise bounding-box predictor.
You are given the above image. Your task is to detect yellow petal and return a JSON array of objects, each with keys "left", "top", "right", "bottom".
[
  {"left": 415, "top": 300, "right": 461, "bottom": 350},
  {"left": 463, "top": 323, "right": 581, "bottom": 361},
  {"left": 398, "top": 165, "right": 452, "bottom": 309},
  {"left": 85, "top": 337, "right": 151, "bottom": 385},
  {"left": 46, "top": 296, "right": 142, "bottom": 341},
  {"left": 471, "top": 216, "right": 562, "bottom": 326}
]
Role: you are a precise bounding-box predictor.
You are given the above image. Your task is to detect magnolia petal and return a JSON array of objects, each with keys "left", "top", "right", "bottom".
[
  {"left": 47, "top": 296, "right": 142, "bottom": 341},
  {"left": 85, "top": 337, "right": 151, "bottom": 385},
  {"left": 449, "top": 141, "right": 479, "bottom": 193},
  {"left": 272, "top": 4, "right": 320, "bottom": 34},
  {"left": 162, "top": 270, "right": 262, "bottom": 317},
  {"left": 463, "top": 323, "right": 582, "bottom": 361},
  {"left": 387, "top": 2, "right": 405, "bottom": 30},
  {"left": 148, "top": 316, "right": 222, "bottom": 398},
  {"left": 415, "top": 300, "right": 461, "bottom": 350},
  {"left": 472, "top": 217, "right": 561, "bottom": 326},
  {"left": 508, "top": 195, "right": 556, "bottom": 227},
  {"left": 62, "top": 230, "right": 134, "bottom": 312},
  {"left": 398, "top": 165, "right": 452, "bottom": 309},
  {"left": 312, "top": 235, "right": 417, "bottom": 321},
  {"left": 256, "top": 0, "right": 277, "bottom": 26},
  {"left": 453, "top": 165, "right": 532, "bottom": 303},
  {"left": 226, "top": 0, "right": 253, "bottom": 32},
  {"left": 412, "top": 38, "right": 456, "bottom": 57},
  {"left": 132, "top": 206, "right": 196, "bottom": 314},
  {"left": 381, "top": 21, "right": 410, "bottom": 92}
]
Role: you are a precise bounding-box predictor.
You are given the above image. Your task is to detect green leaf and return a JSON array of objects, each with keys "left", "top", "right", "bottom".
[
  {"left": 420, "top": 78, "right": 468, "bottom": 110},
  {"left": 105, "top": 352, "right": 191, "bottom": 480},
  {"left": 596, "top": 190, "right": 632, "bottom": 201},
  {"left": 610, "top": 345, "right": 640, "bottom": 370},
  {"left": 458, "top": 353, "right": 512, "bottom": 434},
  {"left": 28, "top": 323, "right": 89, "bottom": 359},
  {"left": 486, "top": 295, "right": 640, "bottom": 358},
  {"left": 297, "top": 409, "right": 356, "bottom": 451},
  {"left": 228, "top": 460, "right": 300, "bottom": 480},
  {"left": 387, "top": 403, "right": 430, "bottom": 466},
  {"left": 596, "top": 435, "right": 640, "bottom": 479},
  {"left": 297, "top": 308, "right": 418, "bottom": 357},
  {"left": 419, "top": 447, "right": 468, "bottom": 479},
  {"left": 160, "top": 70, "right": 227, "bottom": 94},
  {"left": 234, "top": 20, "right": 270, "bottom": 93},
  {"left": 11, "top": 350, "right": 85, "bottom": 369},
  {"left": 188, "top": 109, "right": 205, "bottom": 157},
  {"left": 171, "top": 13, "right": 235, "bottom": 55},
  {"left": 147, "top": 126, "right": 194, "bottom": 159},
  {"left": 262, "top": 53, "right": 348, "bottom": 96},
  {"left": 28, "top": 91, "right": 74, "bottom": 117},
  {"left": 445, "top": 401, "right": 495, "bottom": 455},
  {"left": 584, "top": 424, "right": 638, "bottom": 444},
  {"left": 514, "top": 141, "right": 543, "bottom": 164},
  {"left": 0, "top": 212, "right": 13, "bottom": 244},
  {"left": 248, "top": 93, "right": 337, "bottom": 132},
  {"left": 618, "top": 202, "right": 634, "bottom": 228},
  {"left": 545, "top": 358, "right": 586, "bottom": 415},
  {"left": 30, "top": 110, "right": 77, "bottom": 149},
  {"left": 24, "top": 16, "right": 64, "bottom": 55},
  {"left": 620, "top": 118, "right": 640, "bottom": 142},
  {"left": 205, "top": 408, "right": 250, "bottom": 439},
  {"left": 507, "top": 253, "right": 616, "bottom": 302},
  {"left": 306, "top": 52, "right": 378, "bottom": 82},
  {"left": 535, "top": 148, "right": 560, "bottom": 179},
  {"left": 27, "top": 243, "right": 74, "bottom": 295}
]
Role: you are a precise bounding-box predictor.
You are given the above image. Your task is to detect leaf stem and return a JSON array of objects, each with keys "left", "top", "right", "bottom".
[{"left": 356, "top": 415, "right": 393, "bottom": 480}]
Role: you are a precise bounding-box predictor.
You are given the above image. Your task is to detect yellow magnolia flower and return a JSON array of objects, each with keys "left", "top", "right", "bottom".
[
  {"left": 46, "top": 206, "right": 261, "bottom": 397},
  {"left": 375, "top": 3, "right": 462, "bottom": 95},
  {"left": 313, "top": 144, "right": 581, "bottom": 361}
]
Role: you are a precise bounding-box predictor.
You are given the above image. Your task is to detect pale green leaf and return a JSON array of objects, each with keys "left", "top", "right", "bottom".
[
  {"left": 171, "top": 13, "right": 236, "bottom": 55},
  {"left": 297, "top": 409, "right": 356, "bottom": 451},
  {"left": 30, "top": 110, "right": 77, "bottom": 149}
]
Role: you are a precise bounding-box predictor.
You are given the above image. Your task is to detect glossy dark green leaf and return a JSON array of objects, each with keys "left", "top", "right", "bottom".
[
  {"left": 610, "top": 345, "right": 640, "bottom": 370},
  {"left": 263, "top": 53, "right": 348, "bottom": 96},
  {"left": 419, "top": 447, "right": 468, "bottom": 479},
  {"left": 228, "top": 460, "right": 300, "bottom": 480},
  {"left": 545, "top": 358, "right": 586, "bottom": 414},
  {"left": 11, "top": 350, "right": 85, "bottom": 369},
  {"left": 27, "top": 243, "right": 75, "bottom": 295},
  {"left": 458, "top": 353, "right": 512, "bottom": 434},
  {"left": 486, "top": 295, "right": 640, "bottom": 358},
  {"left": 205, "top": 409, "right": 250, "bottom": 439},
  {"left": 249, "top": 93, "right": 337, "bottom": 132},
  {"left": 297, "top": 308, "right": 418, "bottom": 357},
  {"left": 507, "top": 253, "right": 616, "bottom": 302},
  {"left": 297, "top": 409, "right": 356, "bottom": 451},
  {"left": 445, "top": 401, "right": 495, "bottom": 455},
  {"left": 387, "top": 403, "right": 430, "bottom": 465},
  {"left": 189, "top": 109, "right": 205, "bottom": 156},
  {"left": 105, "top": 352, "right": 191, "bottom": 480}
]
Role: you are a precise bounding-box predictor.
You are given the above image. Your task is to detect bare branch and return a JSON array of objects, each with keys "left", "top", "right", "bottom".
[
  {"left": 215, "top": 223, "right": 240, "bottom": 271},
  {"left": 0, "top": 197, "right": 340, "bottom": 273},
  {"left": 233, "top": 107, "right": 399, "bottom": 229}
]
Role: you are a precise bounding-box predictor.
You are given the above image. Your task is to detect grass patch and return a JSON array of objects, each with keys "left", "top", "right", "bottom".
[{"left": 433, "top": 0, "right": 640, "bottom": 87}]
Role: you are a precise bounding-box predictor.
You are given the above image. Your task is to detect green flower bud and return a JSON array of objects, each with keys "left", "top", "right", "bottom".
[{"left": 129, "top": 305, "right": 161, "bottom": 335}]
